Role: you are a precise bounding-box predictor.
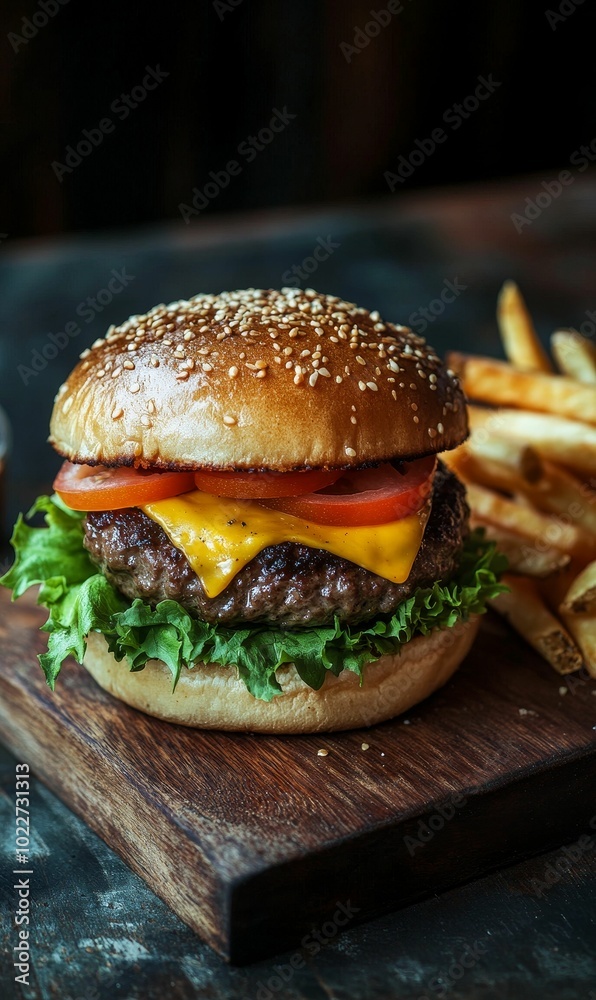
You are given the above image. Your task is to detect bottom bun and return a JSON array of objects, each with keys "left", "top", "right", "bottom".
[{"left": 83, "top": 617, "right": 479, "bottom": 733}]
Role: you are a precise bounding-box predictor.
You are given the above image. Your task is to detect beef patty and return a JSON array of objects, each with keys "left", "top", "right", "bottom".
[{"left": 83, "top": 461, "right": 468, "bottom": 627}]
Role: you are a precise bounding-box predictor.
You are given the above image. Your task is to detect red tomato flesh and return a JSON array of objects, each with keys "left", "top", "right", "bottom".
[
  {"left": 259, "top": 457, "right": 437, "bottom": 526},
  {"left": 193, "top": 468, "right": 342, "bottom": 499},
  {"left": 53, "top": 462, "right": 196, "bottom": 511}
]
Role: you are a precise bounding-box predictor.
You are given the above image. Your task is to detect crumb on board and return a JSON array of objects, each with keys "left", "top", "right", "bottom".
[
  {"left": 518, "top": 708, "right": 538, "bottom": 717},
  {"left": 559, "top": 686, "right": 568, "bottom": 696},
  {"left": 317, "top": 749, "right": 329, "bottom": 757},
  {"left": 361, "top": 743, "right": 370, "bottom": 751}
]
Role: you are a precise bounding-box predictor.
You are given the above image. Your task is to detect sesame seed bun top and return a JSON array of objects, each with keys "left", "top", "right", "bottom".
[{"left": 49, "top": 287, "right": 468, "bottom": 471}]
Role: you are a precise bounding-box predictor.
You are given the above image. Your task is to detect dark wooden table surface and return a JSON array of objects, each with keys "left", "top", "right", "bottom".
[{"left": 1, "top": 176, "right": 596, "bottom": 997}]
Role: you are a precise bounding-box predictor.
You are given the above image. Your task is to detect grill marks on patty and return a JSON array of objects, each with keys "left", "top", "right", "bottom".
[{"left": 83, "top": 462, "right": 469, "bottom": 628}]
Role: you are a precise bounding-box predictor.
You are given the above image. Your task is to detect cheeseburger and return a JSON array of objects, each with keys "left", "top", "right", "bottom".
[{"left": 2, "top": 288, "right": 504, "bottom": 732}]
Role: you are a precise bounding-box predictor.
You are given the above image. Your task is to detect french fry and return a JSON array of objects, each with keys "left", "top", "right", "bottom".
[
  {"left": 465, "top": 483, "right": 596, "bottom": 564},
  {"left": 488, "top": 575, "right": 582, "bottom": 674},
  {"left": 497, "top": 281, "right": 552, "bottom": 372},
  {"left": 468, "top": 406, "right": 596, "bottom": 478},
  {"left": 447, "top": 353, "right": 596, "bottom": 425},
  {"left": 443, "top": 436, "right": 540, "bottom": 495},
  {"left": 470, "top": 516, "right": 571, "bottom": 578},
  {"left": 520, "top": 458, "right": 596, "bottom": 537},
  {"left": 559, "top": 561, "right": 596, "bottom": 615},
  {"left": 558, "top": 611, "right": 596, "bottom": 678},
  {"left": 551, "top": 329, "right": 596, "bottom": 384}
]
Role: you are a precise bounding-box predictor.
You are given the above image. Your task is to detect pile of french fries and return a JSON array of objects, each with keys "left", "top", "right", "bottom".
[{"left": 443, "top": 281, "right": 596, "bottom": 678}]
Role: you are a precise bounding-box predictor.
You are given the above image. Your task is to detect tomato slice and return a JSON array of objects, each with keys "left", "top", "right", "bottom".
[
  {"left": 53, "top": 461, "right": 196, "bottom": 511},
  {"left": 259, "top": 457, "right": 437, "bottom": 526},
  {"left": 193, "top": 468, "right": 342, "bottom": 499}
]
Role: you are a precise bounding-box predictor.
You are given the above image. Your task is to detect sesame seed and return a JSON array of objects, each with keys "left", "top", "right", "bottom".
[
  {"left": 92, "top": 338, "right": 105, "bottom": 349},
  {"left": 294, "top": 371, "right": 305, "bottom": 385},
  {"left": 223, "top": 414, "right": 237, "bottom": 425},
  {"left": 147, "top": 400, "right": 156, "bottom": 415},
  {"left": 123, "top": 360, "right": 135, "bottom": 370},
  {"left": 96, "top": 370, "right": 106, "bottom": 379},
  {"left": 79, "top": 348, "right": 91, "bottom": 359},
  {"left": 392, "top": 390, "right": 397, "bottom": 400},
  {"left": 202, "top": 363, "right": 213, "bottom": 372},
  {"left": 184, "top": 330, "right": 194, "bottom": 341},
  {"left": 176, "top": 371, "right": 189, "bottom": 381},
  {"left": 283, "top": 347, "right": 293, "bottom": 356},
  {"left": 358, "top": 380, "right": 367, "bottom": 391},
  {"left": 437, "top": 422, "right": 444, "bottom": 433},
  {"left": 134, "top": 443, "right": 143, "bottom": 457},
  {"left": 366, "top": 381, "right": 378, "bottom": 392},
  {"left": 111, "top": 367, "right": 122, "bottom": 378},
  {"left": 312, "top": 359, "right": 320, "bottom": 369},
  {"left": 127, "top": 344, "right": 137, "bottom": 352},
  {"left": 129, "top": 383, "right": 140, "bottom": 393},
  {"left": 355, "top": 356, "right": 366, "bottom": 366},
  {"left": 428, "top": 427, "right": 437, "bottom": 437},
  {"left": 256, "top": 369, "right": 267, "bottom": 378},
  {"left": 228, "top": 366, "right": 239, "bottom": 378},
  {"left": 150, "top": 355, "right": 160, "bottom": 368},
  {"left": 318, "top": 368, "right": 331, "bottom": 377},
  {"left": 350, "top": 415, "right": 357, "bottom": 424},
  {"left": 309, "top": 371, "right": 319, "bottom": 387},
  {"left": 81, "top": 360, "right": 90, "bottom": 370},
  {"left": 413, "top": 415, "right": 419, "bottom": 423},
  {"left": 111, "top": 406, "right": 123, "bottom": 420},
  {"left": 255, "top": 360, "right": 268, "bottom": 369},
  {"left": 335, "top": 375, "right": 343, "bottom": 383},
  {"left": 345, "top": 446, "right": 356, "bottom": 457}
]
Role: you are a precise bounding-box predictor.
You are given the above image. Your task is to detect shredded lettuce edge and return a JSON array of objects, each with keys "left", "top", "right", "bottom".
[{"left": 0, "top": 494, "right": 508, "bottom": 702}]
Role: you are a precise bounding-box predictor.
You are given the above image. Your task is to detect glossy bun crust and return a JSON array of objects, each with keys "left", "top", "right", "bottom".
[
  {"left": 83, "top": 617, "right": 479, "bottom": 733},
  {"left": 50, "top": 288, "right": 467, "bottom": 471}
]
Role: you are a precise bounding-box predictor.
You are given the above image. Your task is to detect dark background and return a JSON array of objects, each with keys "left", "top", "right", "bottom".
[{"left": 1, "top": 0, "right": 596, "bottom": 238}]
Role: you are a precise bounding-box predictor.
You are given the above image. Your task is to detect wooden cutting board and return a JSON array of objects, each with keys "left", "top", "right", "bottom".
[{"left": 0, "top": 587, "right": 595, "bottom": 964}]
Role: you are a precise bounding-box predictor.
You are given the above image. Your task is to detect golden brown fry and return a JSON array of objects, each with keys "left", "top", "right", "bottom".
[
  {"left": 559, "top": 561, "right": 596, "bottom": 615},
  {"left": 468, "top": 406, "right": 596, "bottom": 477},
  {"left": 445, "top": 436, "right": 539, "bottom": 495},
  {"left": 470, "top": 516, "right": 571, "bottom": 578},
  {"left": 551, "top": 329, "right": 596, "bottom": 384},
  {"left": 465, "top": 482, "right": 596, "bottom": 563},
  {"left": 558, "top": 612, "right": 596, "bottom": 678},
  {"left": 447, "top": 353, "right": 596, "bottom": 424},
  {"left": 520, "top": 458, "right": 596, "bottom": 537},
  {"left": 489, "top": 575, "right": 582, "bottom": 674},
  {"left": 497, "top": 281, "right": 552, "bottom": 373}
]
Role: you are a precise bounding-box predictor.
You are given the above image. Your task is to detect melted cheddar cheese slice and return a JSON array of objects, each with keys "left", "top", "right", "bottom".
[{"left": 141, "top": 490, "right": 429, "bottom": 599}]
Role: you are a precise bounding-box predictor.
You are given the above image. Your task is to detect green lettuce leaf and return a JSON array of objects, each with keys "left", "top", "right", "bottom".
[{"left": 0, "top": 495, "right": 508, "bottom": 700}]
